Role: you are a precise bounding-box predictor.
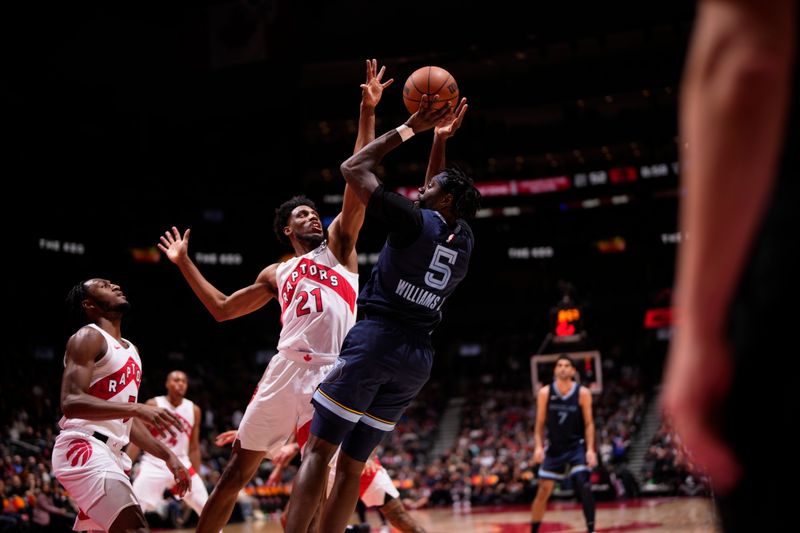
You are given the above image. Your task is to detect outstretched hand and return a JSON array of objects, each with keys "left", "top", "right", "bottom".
[
  {"left": 435, "top": 97, "right": 468, "bottom": 139},
  {"left": 158, "top": 227, "right": 190, "bottom": 265},
  {"left": 361, "top": 58, "right": 394, "bottom": 109},
  {"left": 362, "top": 456, "right": 381, "bottom": 476},
  {"left": 405, "top": 95, "right": 455, "bottom": 134},
  {"left": 266, "top": 442, "right": 300, "bottom": 486},
  {"left": 214, "top": 430, "right": 237, "bottom": 447}
]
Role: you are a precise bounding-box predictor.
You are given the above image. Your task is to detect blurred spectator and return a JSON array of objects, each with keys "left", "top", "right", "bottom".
[{"left": 32, "top": 482, "right": 75, "bottom": 532}]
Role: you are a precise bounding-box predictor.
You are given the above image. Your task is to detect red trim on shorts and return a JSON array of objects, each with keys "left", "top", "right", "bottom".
[
  {"left": 359, "top": 467, "right": 379, "bottom": 497},
  {"left": 296, "top": 420, "right": 312, "bottom": 450}
]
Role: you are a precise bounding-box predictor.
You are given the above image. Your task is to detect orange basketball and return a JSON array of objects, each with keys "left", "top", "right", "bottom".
[{"left": 402, "top": 66, "right": 459, "bottom": 114}]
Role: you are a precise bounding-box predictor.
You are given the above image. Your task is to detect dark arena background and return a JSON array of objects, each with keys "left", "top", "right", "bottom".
[{"left": 4, "top": 2, "right": 722, "bottom": 531}]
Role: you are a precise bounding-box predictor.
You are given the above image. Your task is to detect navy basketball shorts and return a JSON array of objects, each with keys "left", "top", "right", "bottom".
[
  {"left": 538, "top": 442, "right": 589, "bottom": 480},
  {"left": 311, "top": 317, "right": 433, "bottom": 461}
]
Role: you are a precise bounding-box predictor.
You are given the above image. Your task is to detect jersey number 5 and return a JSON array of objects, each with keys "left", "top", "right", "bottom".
[{"left": 424, "top": 245, "right": 458, "bottom": 290}]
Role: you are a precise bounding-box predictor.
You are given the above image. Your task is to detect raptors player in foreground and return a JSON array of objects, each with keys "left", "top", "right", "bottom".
[
  {"left": 158, "top": 59, "right": 393, "bottom": 532},
  {"left": 52, "top": 279, "right": 190, "bottom": 532},
  {"left": 127, "top": 370, "right": 208, "bottom": 521}
]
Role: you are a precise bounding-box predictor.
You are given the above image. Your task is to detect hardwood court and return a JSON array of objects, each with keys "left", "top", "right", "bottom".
[{"left": 164, "top": 497, "right": 718, "bottom": 532}]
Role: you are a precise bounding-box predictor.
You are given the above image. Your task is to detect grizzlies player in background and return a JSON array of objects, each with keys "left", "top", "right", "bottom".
[
  {"left": 285, "top": 94, "right": 479, "bottom": 533},
  {"left": 531, "top": 355, "right": 597, "bottom": 533}
]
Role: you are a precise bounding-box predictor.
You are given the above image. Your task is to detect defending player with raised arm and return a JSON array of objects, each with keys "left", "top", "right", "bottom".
[
  {"left": 285, "top": 94, "right": 479, "bottom": 533},
  {"left": 158, "top": 59, "right": 393, "bottom": 533}
]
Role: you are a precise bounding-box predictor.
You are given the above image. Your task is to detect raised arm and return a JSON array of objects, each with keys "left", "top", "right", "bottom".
[
  {"left": 328, "top": 59, "right": 394, "bottom": 271},
  {"left": 424, "top": 97, "right": 468, "bottom": 188},
  {"left": 158, "top": 227, "right": 278, "bottom": 321},
  {"left": 355, "top": 59, "right": 393, "bottom": 154},
  {"left": 60, "top": 329, "right": 183, "bottom": 437},
  {"left": 340, "top": 94, "right": 453, "bottom": 205}
]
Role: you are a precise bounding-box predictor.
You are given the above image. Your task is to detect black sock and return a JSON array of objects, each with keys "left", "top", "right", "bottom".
[
  {"left": 531, "top": 522, "right": 541, "bottom": 533},
  {"left": 571, "top": 471, "right": 596, "bottom": 532},
  {"left": 356, "top": 499, "right": 367, "bottom": 523}
]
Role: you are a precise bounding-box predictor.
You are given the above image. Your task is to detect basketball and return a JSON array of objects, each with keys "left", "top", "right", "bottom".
[{"left": 402, "top": 66, "right": 459, "bottom": 114}]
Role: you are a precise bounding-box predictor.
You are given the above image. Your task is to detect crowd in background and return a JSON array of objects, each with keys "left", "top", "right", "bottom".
[{"left": 1, "top": 344, "right": 709, "bottom": 531}]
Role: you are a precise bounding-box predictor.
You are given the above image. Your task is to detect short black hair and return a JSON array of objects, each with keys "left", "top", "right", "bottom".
[
  {"left": 273, "top": 195, "right": 317, "bottom": 246},
  {"left": 65, "top": 280, "right": 91, "bottom": 323},
  {"left": 438, "top": 167, "right": 481, "bottom": 219},
  {"left": 555, "top": 354, "right": 576, "bottom": 369}
]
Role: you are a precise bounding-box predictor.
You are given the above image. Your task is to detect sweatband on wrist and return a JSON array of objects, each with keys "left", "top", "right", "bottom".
[{"left": 396, "top": 124, "right": 415, "bottom": 142}]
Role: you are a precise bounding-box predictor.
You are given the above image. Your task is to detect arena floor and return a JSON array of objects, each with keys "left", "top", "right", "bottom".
[{"left": 164, "top": 497, "right": 719, "bottom": 532}]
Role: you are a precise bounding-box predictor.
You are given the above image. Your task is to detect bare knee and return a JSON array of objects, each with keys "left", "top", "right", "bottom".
[
  {"left": 216, "top": 442, "right": 264, "bottom": 492},
  {"left": 337, "top": 452, "right": 366, "bottom": 477},
  {"left": 535, "top": 481, "right": 555, "bottom": 500},
  {"left": 109, "top": 505, "right": 149, "bottom": 533},
  {"left": 305, "top": 434, "right": 339, "bottom": 463},
  {"left": 217, "top": 463, "right": 251, "bottom": 493}
]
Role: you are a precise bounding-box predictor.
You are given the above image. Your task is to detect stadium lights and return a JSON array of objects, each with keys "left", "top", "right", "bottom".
[
  {"left": 507, "top": 246, "right": 555, "bottom": 259},
  {"left": 38, "top": 238, "right": 85, "bottom": 255},
  {"left": 194, "top": 253, "right": 243, "bottom": 266}
]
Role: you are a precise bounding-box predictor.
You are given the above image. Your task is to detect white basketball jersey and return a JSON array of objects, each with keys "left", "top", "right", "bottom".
[
  {"left": 59, "top": 323, "right": 142, "bottom": 446},
  {"left": 276, "top": 242, "right": 359, "bottom": 361},
  {"left": 141, "top": 396, "right": 195, "bottom": 465}
]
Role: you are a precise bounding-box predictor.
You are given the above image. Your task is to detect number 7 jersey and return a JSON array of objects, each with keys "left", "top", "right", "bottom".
[{"left": 276, "top": 242, "right": 360, "bottom": 362}]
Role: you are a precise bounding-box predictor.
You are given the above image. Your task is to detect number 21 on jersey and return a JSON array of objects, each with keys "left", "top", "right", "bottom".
[{"left": 296, "top": 287, "right": 323, "bottom": 316}]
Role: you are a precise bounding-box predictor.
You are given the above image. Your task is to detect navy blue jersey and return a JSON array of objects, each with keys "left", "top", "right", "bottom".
[
  {"left": 545, "top": 381, "right": 585, "bottom": 453},
  {"left": 360, "top": 192, "right": 473, "bottom": 332}
]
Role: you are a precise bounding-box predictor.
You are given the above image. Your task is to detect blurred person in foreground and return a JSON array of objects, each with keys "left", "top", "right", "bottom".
[{"left": 664, "top": 1, "right": 797, "bottom": 531}]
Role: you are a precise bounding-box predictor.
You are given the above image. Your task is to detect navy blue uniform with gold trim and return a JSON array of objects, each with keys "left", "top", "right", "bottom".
[{"left": 312, "top": 185, "right": 473, "bottom": 461}]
